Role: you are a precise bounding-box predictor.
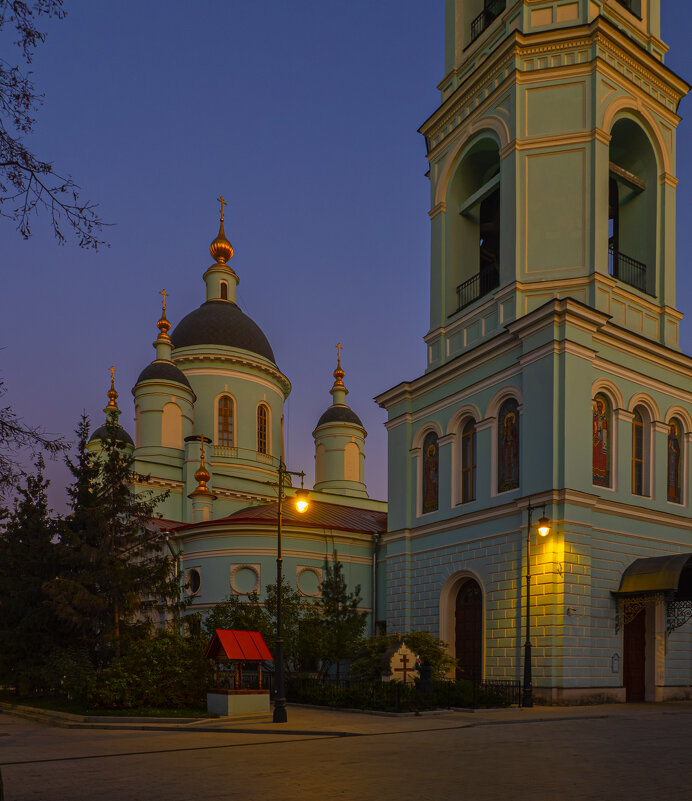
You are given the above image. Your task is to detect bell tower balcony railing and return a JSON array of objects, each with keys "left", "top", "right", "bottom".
[
  {"left": 454, "top": 265, "right": 500, "bottom": 314},
  {"left": 608, "top": 247, "right": 652, "bottom": 295},
  {"left": 470, "top": 1, "right": 506, "bottom": 43}
]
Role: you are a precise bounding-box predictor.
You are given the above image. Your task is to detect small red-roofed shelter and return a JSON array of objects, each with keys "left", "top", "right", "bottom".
[
  {"left": 205, "top": 629, "right": 273, "bottom": 662},
  {"left": 206, "top": 629, "right": 273, "bottom": 717}
]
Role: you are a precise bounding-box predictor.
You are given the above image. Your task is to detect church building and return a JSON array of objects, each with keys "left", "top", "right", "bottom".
[
  {"left": 89, "top": 202, "right": 386, "bottom": 630},
  {"left": 88, "top": 0, "right": 692, "bottom": 703},
  {"left": 376, "top": 0, "right": 692, "bottom": 702}
]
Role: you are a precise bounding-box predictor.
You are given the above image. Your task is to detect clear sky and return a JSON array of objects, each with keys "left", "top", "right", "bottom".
[{"left": 2, "top": 1, "right": 692, "bottom": 511}]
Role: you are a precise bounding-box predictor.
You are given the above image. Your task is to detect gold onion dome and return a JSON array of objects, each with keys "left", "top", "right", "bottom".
[
  {"left": 210, "top": 196, "right": 233, "bottom": 264},
  {"left": 332, "top": 343, "right": 345, "bottom": 387},
  {"left": 106, "top": 366, "right": 119, "bottom": 409},
  {"left": 157, "top": 289, "right": 171, "bottom": 337}
]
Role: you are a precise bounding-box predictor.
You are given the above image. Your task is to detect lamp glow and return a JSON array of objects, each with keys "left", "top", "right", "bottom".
[
  {"left": 537, "top": 515, "right": 550, "bottom": 537},
  {"left": 295, "top": 489, "right": 309, "bottom": 513}
]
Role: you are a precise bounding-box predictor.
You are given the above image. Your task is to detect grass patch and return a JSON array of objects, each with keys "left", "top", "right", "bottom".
[{"left": 0, "top": 691, "right": 213, "bottom": 718}]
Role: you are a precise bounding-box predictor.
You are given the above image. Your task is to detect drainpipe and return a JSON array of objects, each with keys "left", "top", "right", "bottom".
[{"left": 372, "top": 533, "right": 379, "bottom": 636}]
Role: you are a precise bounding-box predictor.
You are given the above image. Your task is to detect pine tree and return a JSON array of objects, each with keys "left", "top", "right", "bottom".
[
  {"left": 317, "top": 553, "right": 367, "bottom": 679},
  {"left": 0, "top": 457, "right": 66, "bottom": 694},
  {"left": 46, "top": 415, "right": 178, "bottom": 669}
]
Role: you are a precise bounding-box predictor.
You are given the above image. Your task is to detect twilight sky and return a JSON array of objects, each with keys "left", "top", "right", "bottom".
[{"left": 2, "top": 2, "right": 692, "bottom": 511}]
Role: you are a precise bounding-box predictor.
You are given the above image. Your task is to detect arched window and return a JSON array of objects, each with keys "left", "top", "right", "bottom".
[
  {"left": 161, "top": 403, "right": 183, "bottom": 449},
  {"left": 632, "top": 408, "right": 644, "bottom": 496},
  {"left": 257, "top": 404, "right": 268, "bottom": 454},
  {"left": 344, "top": 442, "right": 360, "bottom": 482},
  {"left": 461, "top": 419, "right": 476, "bottom": 503},
  {"left": 422, "top": 431, "right": 439, "bottom": 514},
  {"left": 220, "top": 281, "right": 228, "bottom": 300},
  {"left": 667, "top": 418, "right": 683, "bottom": 504},
  {"left": 593, "top": 393, "right": 611, "bottom": 487},
  {"left": 497, "top": 399, "right": 519, "bottom": 492},
  {"left": 218, "top": 396, "right": 234, "bottom": 447}
]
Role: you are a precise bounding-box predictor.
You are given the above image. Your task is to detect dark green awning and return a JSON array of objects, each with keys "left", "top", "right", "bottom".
[{"left": 613, "top": 553, "right": 692, "bottom": 596}]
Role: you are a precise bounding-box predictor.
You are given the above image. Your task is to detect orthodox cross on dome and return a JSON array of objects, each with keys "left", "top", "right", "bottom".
[
  {"left": 217, "top": 195, "right": 227, "bottom": 222},
  {"left": 333, "top": 342, "right": 345, "bottom": 386},
  {"left": 160, "top": 288, "right": 168, "bottom": 310},
  {"left": 157, "top": 290, "right": 171, "bottom": 337},
  {"left": 106, "top": 365, "right": 119, "bottom": 409}
]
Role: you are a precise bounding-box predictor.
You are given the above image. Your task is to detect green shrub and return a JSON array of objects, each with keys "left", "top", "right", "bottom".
[{"left": 90, "top": 629, "right": 212, "bottom": 709}]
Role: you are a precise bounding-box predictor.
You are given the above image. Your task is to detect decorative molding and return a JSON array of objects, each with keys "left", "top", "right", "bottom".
[{"left": 230, "top": 563, "right": 260, "bottom": 595}]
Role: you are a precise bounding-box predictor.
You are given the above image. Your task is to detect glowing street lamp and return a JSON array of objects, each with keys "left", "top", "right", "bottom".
[
  {"left": 522, "top": 500, "right": 551, "bottom": 709},
  {"left": 273, "top": 463, "right": 309, "bottom": 724}
]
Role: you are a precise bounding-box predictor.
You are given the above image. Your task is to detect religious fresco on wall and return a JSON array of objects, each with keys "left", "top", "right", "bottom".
[
  {"left": 667, "top": 418, "right": 682, "bottom": 503},
  {"left": 422, "top": 431, "right": 439, "bottom": 513},
  {"left": 497, "top": 399, "right": 519, "bottom": 492},
  {"left": 592, "top": 394, "right": 611, "bottom": 487}
]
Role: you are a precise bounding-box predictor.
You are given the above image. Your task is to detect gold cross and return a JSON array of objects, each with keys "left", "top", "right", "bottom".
[
  {"left": 160, "top": 289, "right": 168, "bottom": 310},
  {"left": 336, "top": 342, "right": 342, "bottom": 367},
  {"left": 109, "top": 365, "right": 116, "bottom": 382},
  {"left": 217, "top": 195, "right": 227, "bottom": 222}
]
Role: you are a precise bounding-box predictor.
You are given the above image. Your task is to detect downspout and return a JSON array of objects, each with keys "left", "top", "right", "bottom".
[{"left": 372, "top": 533, "right": 379, "bottom": 636}]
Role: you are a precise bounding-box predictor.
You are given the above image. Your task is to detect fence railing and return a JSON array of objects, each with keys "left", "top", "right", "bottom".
[
  {"left": 283, "top": 675, "right": 520, "bottom": 712},
  {"left": 608, "top": 247, "right": 650, "bottom": 294},
  {"left": 455, "top": 264, "right": 500, "bottom": 313},
  {"left": 470, "top": 1, "right": 506, "bottom": 42}
]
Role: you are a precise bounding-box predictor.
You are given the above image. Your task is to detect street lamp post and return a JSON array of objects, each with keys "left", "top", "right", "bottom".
[
  {"left": 522, "top": 499, "right": 550, "bottom": 709},
  {"left": 273, "top": 461, "right": 308, "bottom": 724}
]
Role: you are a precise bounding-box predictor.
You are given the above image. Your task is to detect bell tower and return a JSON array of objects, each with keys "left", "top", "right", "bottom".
[{"left": 424, "top": 0, "right": 688, "bottom": 371}]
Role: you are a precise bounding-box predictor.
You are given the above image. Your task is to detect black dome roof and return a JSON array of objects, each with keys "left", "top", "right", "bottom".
[
  {"left": 316, "top": 405, "right": 364, "bottom": 428},
  {"left": 89, "top": 425, "right": 134, "bottom": 446},
  {"left": 135, "top": 361, "right": 192, "bottom": 389},
  {"left": 171, "top": 300, "right": 275, "bottom": 363}
]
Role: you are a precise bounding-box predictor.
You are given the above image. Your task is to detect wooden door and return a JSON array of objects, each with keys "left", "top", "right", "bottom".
[
  {"left": 623, "top": 608, "right": 646, "bottom": 702},
  {"left": 455, "top": 580, "right": 482, "bottom": 682}
]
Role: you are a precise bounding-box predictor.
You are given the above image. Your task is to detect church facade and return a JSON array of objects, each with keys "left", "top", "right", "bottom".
[
  {"left": 89, "top": 204, "right": 386, "bottom": 630},
  {"left": 88, "top": 0, "right": 692, "bottom": 703},
  {"left": 376, "top": 0, "right": 692, "bottom": 702}
]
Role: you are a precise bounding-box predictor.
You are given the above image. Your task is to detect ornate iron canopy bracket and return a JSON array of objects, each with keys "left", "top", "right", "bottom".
[
  {"left": 666, "top": 599, "right": 692, "bottom": 634},
  {"left": 615, "top": 593, "right": 664, "bottom": 632}
]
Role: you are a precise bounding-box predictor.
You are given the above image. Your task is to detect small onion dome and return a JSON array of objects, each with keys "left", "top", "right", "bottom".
[
  {"left": 171, "top": 300, "right": 275, "bottom": 362},
  {"left": 209, "top": 219, "right": 233, "bottom": 264},
  {"left": 89, "top": 425, "right": 134, "bottom": 446},
  {"left": 316, "top": 405, "right": 363, "bottom": 428},
  {"left": 135, "top": 361, "right": 192, "bottom": 389}
]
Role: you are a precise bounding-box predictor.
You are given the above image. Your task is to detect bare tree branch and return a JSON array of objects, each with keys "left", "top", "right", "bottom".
[{"left": 0, "top": 0, "right": 110, "bottom": 248}]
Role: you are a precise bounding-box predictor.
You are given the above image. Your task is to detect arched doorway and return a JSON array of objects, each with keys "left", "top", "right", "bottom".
[{"left": 455, "top": 579, "right": 482, "bottom": 682}]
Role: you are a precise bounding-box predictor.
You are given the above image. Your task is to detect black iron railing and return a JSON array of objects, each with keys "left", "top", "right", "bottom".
[
  {"left": 284, "top": 675, "right": 520, "bottom": 711},
  {"left": 455, "top": 265, "right": 499, "bottom": 313},
  {"left": 608, "top": 247, "right": 650, "bottom": 294},
  {"left": 470, "top": 1, "right": 506, "bottom": 42}
]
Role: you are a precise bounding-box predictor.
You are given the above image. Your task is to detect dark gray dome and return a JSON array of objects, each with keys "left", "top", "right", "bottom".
[
  {"left": 135, "top": 360, "right": 192, "bottom": 389},
  {"left": 89, "top": 425, "right": 134, "bottom": 447},
  {"left": 171, "top": 301, "right": 275, "bottom": 363},
  {"left": 316, "top": 405, "right": 364, "bottom": 428}
]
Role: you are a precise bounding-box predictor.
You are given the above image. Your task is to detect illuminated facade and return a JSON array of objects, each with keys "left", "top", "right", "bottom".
[
  {"left": 377, "top": 0, "right": 692, "bottom": 702},
  {"left": 90, "top": 206, "right": 385, "bottom": 626}
]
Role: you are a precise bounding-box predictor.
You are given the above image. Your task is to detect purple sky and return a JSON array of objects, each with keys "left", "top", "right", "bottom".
[{"left": 3, "top": 2, "right": 692, "bottom": 512}]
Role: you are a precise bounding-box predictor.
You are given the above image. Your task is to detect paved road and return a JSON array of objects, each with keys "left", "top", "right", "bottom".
[{"left": 1, "top": 706, "right": 690, "bottom": 800}]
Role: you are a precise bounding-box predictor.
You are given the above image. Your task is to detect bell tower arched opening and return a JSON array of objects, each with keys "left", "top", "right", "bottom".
[
  {"left": 447, "top": 136, "right": 501, "bottom": 316},
  {"left": 608, "top": 118, "right": 658, "bottom": 296}
]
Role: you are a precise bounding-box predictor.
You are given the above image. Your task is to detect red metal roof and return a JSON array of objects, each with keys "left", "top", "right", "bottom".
[
  {"left": 177, "top": 499, "right": 386, "bottom": 535},
  {"left": 205, "top": 629, "right": 273, "bottom": 661}
]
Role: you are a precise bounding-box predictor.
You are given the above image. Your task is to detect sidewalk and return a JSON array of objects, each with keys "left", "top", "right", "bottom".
[{"left": 2, "top": 699, "right": 691, "bottom": 737}]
